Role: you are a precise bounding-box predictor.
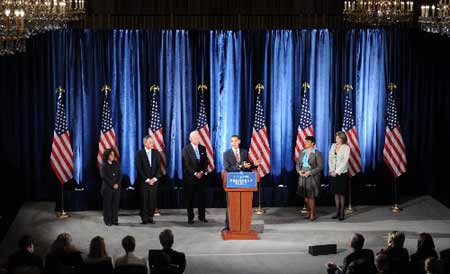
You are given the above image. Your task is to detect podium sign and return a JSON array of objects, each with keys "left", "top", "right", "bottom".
[{"left": 226, "top": 172, "right": 257, "bottom": 188}]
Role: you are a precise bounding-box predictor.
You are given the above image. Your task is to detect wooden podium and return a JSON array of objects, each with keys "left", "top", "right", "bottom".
[{"left": 221, "top": 171, "right": 260, "bottom": 240}]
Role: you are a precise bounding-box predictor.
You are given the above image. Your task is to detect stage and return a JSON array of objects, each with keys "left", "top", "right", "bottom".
[{"left": 1, "top": 196, "right": 450, "bottom": 274}]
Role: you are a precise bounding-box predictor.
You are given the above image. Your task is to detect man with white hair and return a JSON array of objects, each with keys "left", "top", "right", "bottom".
[{"left": 182, "top": 130, "right": 209, "bottom": 224}]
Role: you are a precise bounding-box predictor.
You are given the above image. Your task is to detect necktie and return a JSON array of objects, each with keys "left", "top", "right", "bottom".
[
  {"left": 234, "top": 149, "right": 240, "bottom": 163},
  {"left": 147, "top": 150, "right": 152, "bottom": 167},
  {"left": 194, "top": 146, "right": 200, "bottom": 160}
]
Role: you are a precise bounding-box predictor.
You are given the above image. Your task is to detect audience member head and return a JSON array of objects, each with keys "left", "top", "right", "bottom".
[
  {"left": 424, "top": 257, "right": 439, "bottom": 274},
  {"left": 18, "top": 235, "right": 34, "bottom": 253},
  {"left": 375, "top": 252, "right": 390, "bottom": 273},
  {"left": 50, "top": 233, "right": 78, "bottom": 255},
  {"left": 388, "top": 231, "right": 406, "bottom": 248},
  {"left": 350, "top": 233, "right": 365, "bottom": 251},
  {"left": 121, "top": 235, "right": 136, "bottom": 254},
  {"left": 417, "top": 233, "right": 436, "bottom": 253},
  {"left": 159, "top": 229, "right": 174, "bottom": 249},
  {"left": 88, "top": 236, "right": 108, "bottom": 259}
]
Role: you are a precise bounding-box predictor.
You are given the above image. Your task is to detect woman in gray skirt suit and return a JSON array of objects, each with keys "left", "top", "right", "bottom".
[{"left": 296, "top": 136, "right": 323, "bottom": 221}]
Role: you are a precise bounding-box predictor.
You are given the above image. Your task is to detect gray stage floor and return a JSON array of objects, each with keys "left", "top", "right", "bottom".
[{"left": 1, "top": 196, "right": 450, "bottom": 274}]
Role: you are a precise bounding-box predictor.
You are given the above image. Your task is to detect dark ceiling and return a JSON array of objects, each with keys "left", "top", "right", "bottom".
[
  {"left": 82, "top": 0, "right": 429, "bottom": 29},
  {"left": 84, "top": 0, "right": 344, "bottom": 29}
]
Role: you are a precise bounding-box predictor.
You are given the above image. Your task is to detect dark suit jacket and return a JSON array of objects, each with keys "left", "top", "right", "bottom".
[
  {"left": 135, "top": 149, "right": 162, "bottom": 189},
  {"left": 410, "top": 249, "right": 439, "bottom": 274},
  {"left": 341, "top": 249, "right": 377, "bottom": 274},
  {"left": 223, "top": 148, "right": 253, "bottom": 172},
  {"left": 148, "top": 248, "right": 186, "bottom": 274},
  {"left": 44, "top": 251, "right": 84, "bottom": 274},
  {"left": 82, "top": 257, "right": 114, "bottom": 274},
  {"left": 8, "top": 250, "right": 43, "bottom": 271},
  {"left": 100, "top": 161, "right": 122, "bottom": 194},
  {"left": 384, "top": 246, "right": 410, "bottom": 274},
  {"left": 182, "top": 143, "right": 208, "bottom": 183}
]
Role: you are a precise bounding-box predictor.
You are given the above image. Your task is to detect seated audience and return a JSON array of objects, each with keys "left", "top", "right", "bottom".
[
  {"left": 44, "top": 233, "right": 84, "bottom": 274},
  {"left": 411, "top": 233, "right": 439, "bottom": 274},
  {"left": 326, "top": 233, "right": 377, "bottom": 274},
  {"left": 148, "top": 229, "right": 186, "bottom": 274},
  {"left": 7, "top": 235, "right": 43, "bottom": 274},
  {"left": 83, "top": 236, "right": 113, "bottom": 274},
  {"left": 375, "top": 252, "right": 391, "bottom": 274},
  {"left": 115, "top": 235, "right": 146, "bottom": 268},
  {"left": 381, "top": 231, "right": 409, "bottom": 274},
  {"left": 424, "top": 257, "right": 443, "bottom": 274}
]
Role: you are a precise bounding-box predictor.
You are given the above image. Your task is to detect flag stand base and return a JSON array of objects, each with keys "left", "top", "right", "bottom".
[
  {"left": 345, "top": 204, "right": 354, "bottom": 214},
  {"left": 300, "top": 206, "right": 309, "bottom": 215},
  {"left": 255, "top": 206, "right": 266, "bottom": 215},
  {"left": 391, "top": 204, "right": 402, "bottom": 213},
  {"left": 56, "top": 210, "right": 70, "bottom": 219}
]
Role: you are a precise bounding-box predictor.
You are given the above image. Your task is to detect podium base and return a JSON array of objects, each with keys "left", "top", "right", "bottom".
[{"left": 221, "top": 229, "right": 259, "bottom": 240}]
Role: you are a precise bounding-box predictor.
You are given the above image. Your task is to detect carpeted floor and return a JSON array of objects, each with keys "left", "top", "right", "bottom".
[{"left": 1, "top": 195, "right": 450, "bottom": 274}]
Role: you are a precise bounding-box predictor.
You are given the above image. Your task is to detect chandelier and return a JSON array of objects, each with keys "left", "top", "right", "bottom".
[
  {"left": 0, "top": 0, "right": 85, "bottom": 55},
  {"left": 343, "top": 1, "right": 414, "bottom": 26},
  {"left": 419, "top": 1, "right": 450, "bottom": 36}
]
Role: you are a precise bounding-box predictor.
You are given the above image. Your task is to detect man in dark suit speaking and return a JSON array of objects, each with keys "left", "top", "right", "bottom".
[
  {"left": 222, "top": 134, "right": 261, "bottom": 230},
  {"left": 136, "top": 135, "right": 162, "bottom": 224},
  {"left": 182, "top": 130, "right": 209, "bottom": 224},
  {"left": 223, "top": 135, "right": 261, "bottom": 172}
]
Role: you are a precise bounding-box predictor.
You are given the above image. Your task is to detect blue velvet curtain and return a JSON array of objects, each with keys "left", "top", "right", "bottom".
[{"left": 1, "top": 29, "right": 422, "bottom": 209}]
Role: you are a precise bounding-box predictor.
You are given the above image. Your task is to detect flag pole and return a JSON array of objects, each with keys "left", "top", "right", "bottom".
[
  {"left": 391, "top": 178, "right": 402, "bottom": 213},
  {"left": 254, "top": 84, "right": 266, "bottom": 215},
  {"left": 386, "top": 83, "right": 403, "bottom": 214},
  {"left": 345, "top": 177, "right": 354, "bottom": 213},
  {"left": 343, "top": 84, "right": 355, "bottom": 214},
  {"left": 300, "top": 82, "right": 310, "bottom": 215},
  {"left": 255, "top": 179, "right": 266, "bottom": 215},
  {"left": 148, "top": 84, "right": 162, "bottom": 216},
  {"left": 54, "top": 86, "right": 70, "bottom": 219},
  {"left": 56, "top": 183, "right": 70, "bottom": 219}
]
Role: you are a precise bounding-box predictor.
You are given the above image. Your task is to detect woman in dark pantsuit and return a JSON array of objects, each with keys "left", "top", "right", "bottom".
[
  {"left": 100, "top": 149, "right": 122, "bottom": 226},
  {"left": 296, "top": 136, "right": 323, "bottom": 221},
  {"left": 328, "top": 131, "right": 350, "bottom": 221}
]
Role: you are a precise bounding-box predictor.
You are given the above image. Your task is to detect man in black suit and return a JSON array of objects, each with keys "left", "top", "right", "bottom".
[
  {"left": 7, "top": 235, "right": 43, "bottom": 273},
  {"left": 222, "top": 135, "right": 261, "bottom": 230},
  {"left": 223, "top": 135, "right": 261, "bottom": 172},
  {"left": 136, "top": 135, "right": 162, "bottom": 224},
  {"left": 326, "top": 233, "right": 377, "bottom": 274},
  {"left": 182, "top": 130, "right": 209, "bottom": 224},
  {"left": 148, "top": 229, "right": 186, "bottom": 274}
]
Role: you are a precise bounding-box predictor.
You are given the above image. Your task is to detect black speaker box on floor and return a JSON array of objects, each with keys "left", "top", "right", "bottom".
[{"left": 308, "top": 244, "right": 337, "bottom": 256}]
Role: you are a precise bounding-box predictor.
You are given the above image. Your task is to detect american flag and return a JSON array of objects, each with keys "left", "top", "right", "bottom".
[
  {"left": 97, "top": 87, "right": 119, "bottom": 166},
  {"left": 196, "top": 88, "right": 214, "bottom": 172},
  {"left": 148, "top": 85, "right": 167, "bottom": 175},
  {"left": 383, "top": 89, "right": 407, "bottom": 177},
  {"left": 295, "top": 84, "right": 315, "bottom": 162},
  {"left": 50, "top": 89, "right": 74, "bottom": 184},
  {"left": 248, "top": 85, "right": 270, "bottom": 178},
  {"left": 342, "top": 89, "right": 362, "bottom": 176}
]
